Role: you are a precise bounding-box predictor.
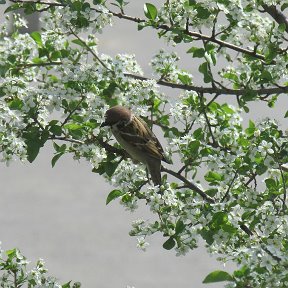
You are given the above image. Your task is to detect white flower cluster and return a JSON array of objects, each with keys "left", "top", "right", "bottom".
[
  {"left": 119, "top": 79, "right": 162, "bottom": 116},
  {"left": 40, "top": 4, "right": 112, "bottom": 34},
  {"left": 110, "top": 160, "right": 147, "bottom": 191},
  {"left": 127, "top": 184, "right": 200, "bottom": 255},
  {"left": 76, "top": 144, "right": 107, "bottom": 169},
  {"left": 0, "top": 246, "right": 80, "bottom": 287},
  {"left": 158, "top": 0, "right": 215, "bottom": 30},
  {"left": 0, "top": 98, "right": 27, "bottom": 164},
  {"left": 150, "top": 50, "right": 193, "bottom": 84}
]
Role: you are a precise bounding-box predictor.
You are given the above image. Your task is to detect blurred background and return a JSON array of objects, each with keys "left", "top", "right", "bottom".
[{"left": 1, "top": 1, "right": 287, "bottom": 287}]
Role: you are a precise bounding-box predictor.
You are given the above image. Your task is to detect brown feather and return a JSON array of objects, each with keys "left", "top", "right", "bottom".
[{"left": 119, "top": 115, "right": 166, "bottom": 161}]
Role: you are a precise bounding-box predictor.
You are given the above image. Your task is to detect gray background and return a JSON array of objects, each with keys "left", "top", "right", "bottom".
[{"left": 1, "top": 1, "right": 286, "bottom": 287}]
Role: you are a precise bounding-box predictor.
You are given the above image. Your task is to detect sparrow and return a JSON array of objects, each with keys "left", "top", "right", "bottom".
[{"left": 101, "top": 105, "right": 169, "bottom": 186}]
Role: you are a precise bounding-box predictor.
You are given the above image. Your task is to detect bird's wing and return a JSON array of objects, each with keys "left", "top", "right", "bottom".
[{"left": 119, "top": 115, "right": 166, "bottom": 161}]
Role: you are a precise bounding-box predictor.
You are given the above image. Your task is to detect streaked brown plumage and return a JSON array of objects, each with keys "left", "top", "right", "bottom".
[{"left": 101, "top": 105, "right": 169, "bottom": 185}]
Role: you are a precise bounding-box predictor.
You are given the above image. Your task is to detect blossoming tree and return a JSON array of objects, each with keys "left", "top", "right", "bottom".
[{"left": 1, "top": 0, "right": 288, "bottom": 287}]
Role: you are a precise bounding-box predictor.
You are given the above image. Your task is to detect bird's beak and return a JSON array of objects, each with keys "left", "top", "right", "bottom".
[{"left": 100, "top": 121, "right": 108, "bottom": 128}]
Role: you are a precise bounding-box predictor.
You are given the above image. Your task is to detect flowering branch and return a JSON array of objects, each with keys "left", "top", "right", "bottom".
[
  {"left": 8, "top": 0, "right": 271, "bottom": 62},
  {"left": 126, "top": 73, "right": 288, "bottom": 96},
  {"left": 261, "top": 4, "right": 288, "bottom": 33},
  {"left": 15, "top": 60, "right": 288, "bottom": 96},
  {"left": 106, "top": 9, "right": 267, "bottom": 62}
]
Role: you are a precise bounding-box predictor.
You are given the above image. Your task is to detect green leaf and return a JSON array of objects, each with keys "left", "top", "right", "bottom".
[
  {"left": 188, "top": 140, "right": 200, "bottom": 154},
  {"left": 62, "top": 281, "right": 72, "bottom": 288},
  {"left": 23, "top": 126, "right": 48, "bottom": 163},
  {"left": 51, "top": 51, "right": 62, "bottom": 60},
  {"left": 63, "top": 123, "right": 83, "bottom": 138},
  {"left": 196, "top": 6, "right": 210, "bottom": 19},
  {"left": 111, "top": 0, "right": 129, "bottom": 9},
  {"left": 163, "top": 237, "right": 176, "bottom": 250},
  {"left": 185, "top": 0, "right": 196, "bottom": 5},
  {"left": 102, "top": 82, "right": 117, "bottom": 98},
  {"left": 204, "top": 171, "right": 223, "bottom": 182},
  {"left": 93, "top": 0, "right": 105, "bottom": 4},
  {"left": 26, "top": 140, "right": 42, "bottom": 163},
  {"left": 242, "top": 90, "right": 257, "bottom": 102},
  {"left": 72, "top": 39, "right": 86, "bottom": 47},
  {"left": 200, "top": 228, "right": 214, "bottom": 245},
  {"left": 175, "top": 220, "right": 185, "bottom": 234},
  {"left": 256, "top": 163, "right": 267, "bottom": 175},
  {"left": 205, "top": 188, "right": 218, "bottom": 197},
  {"left": 244, "top": 3, "right": 253, "bottom": 12},
  {"left": 203, "top": 270, "right": 234, "bottom": 283},
  {"left": 187, "top": 47, "right": 205, "bottom": 58},
  {"left": 106, "top": 189, "right": 124, "bottom": 205},
  {"left": 8, "top": 98, "right": 23, "bottom": 110},
  {"left": 178, "top": 73, "right": 191, "bottom": 85},
  {"left": 53, "top": 142, "right": 66, "bottom": 153},
  {"left": 279, "top": 23, "right": 286, "bottom": 33},
  {"left": 72, "top": 283, "right": 81, "bottom": 288},
  {"left": 64, "top": 123, "right": 82, "bottom": 130},
  {"left": 23, "top": 2, "right": 36, "bottom": 14},
  {"left": 49, "top": 120, "right": 59, "bottom": 126},
  {"left": 144, "top": 3, "right": 157, "bottom": 20},
  {"left": 260, "top": 70, "right": 272, "bottom": 82},
  {"left": 6, "top": 248, "right": 17, "bottom": 257},
  {"left": 198, "top": 62, "right": 212, "bottom": 83},
  {"left": 104, "top": 161, "right": 119, "bottom": 177},
  {"left": 265, "top": 178, "right": 277, "bottom": 189},
  {"left": 0, "top": 65, "right": 9, "bottom": 77},
  {"left": 51, "top": 153, "right": 64, "bottom": 168},
  {"left": 223, "top": 72, "right": 238, "bottom": 82},
  {"left": 212, "top": 212, "right": 228, "bottom": 225},
  {"left": 265, "top": 43, "right": 278, "bottom": 62},
  {"left": 241, "top": 211, "right": 255, "bottom": 221},
  {"left": 30, "top": 31, "right": 42, "bottom": 46},
  {"left": 284, "top": 110, "right": 288, "bottom": 118},
  {"left": 233, "top": 265, "right": 249, "bottom": 278},
  {"left": 4, "top": 3, "right": 22, "bottom": 13},
  {"left": 49, "top": 125, "right": 62, "bottom": 136},
  {"left": 281, "top": 3, "right": 288, "bottom": 11}
]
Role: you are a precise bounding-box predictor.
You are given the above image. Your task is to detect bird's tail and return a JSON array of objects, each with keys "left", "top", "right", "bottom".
[{"left": 146, "top": 159, "right": 162, "bottom": 186}]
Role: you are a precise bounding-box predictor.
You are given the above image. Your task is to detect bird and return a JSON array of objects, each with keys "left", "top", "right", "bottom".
[{"left": 101, "top": 105, "right": 169, "bottom": 186}]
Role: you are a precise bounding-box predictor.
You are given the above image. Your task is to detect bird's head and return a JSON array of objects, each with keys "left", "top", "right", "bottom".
[{"left": 101, "top": 105, "right": 133, "bottom": 128}]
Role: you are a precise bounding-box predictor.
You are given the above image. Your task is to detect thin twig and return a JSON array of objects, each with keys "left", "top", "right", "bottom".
[
  {"left": 48, "top": 136, "right": 84, "bottom": 145},
  {"left": 161, "top": 166, "right": 215, "bottom": 203},
  {"left": 279, "top": 164, "right": 287, "bottom": 212},
  {"left": 245, "top": 172, "right": 257, "bottom": 187},
  {"left": 16, "top": 61, "right": 62, "bottom": 68},
  {"left": 69, "top": 28, "right": 111, "bottom": 72},
  {"left": 221, "top": 171, "right": 238, "bottom": 202},
  {"left": 61, "top": 95, "right": 85, "bottom": 127}
]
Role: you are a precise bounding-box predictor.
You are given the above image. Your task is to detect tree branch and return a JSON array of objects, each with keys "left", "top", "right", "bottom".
[
  {"left": 161, "top": 166, "right": 215, "bottom": 203},
  {"left": 107, "top": 9, "right": 267, "bottom": 62},
  {"left": 262, "top": 4, "right": 288, "bottom": 33},
  {"left": 50, "top": 135, "right": 255, "bottom": 237},
  {"left": 9, "top": 0, "right": 270, "bottom": 62},
  {"left": 15, "top": 61, "right": 288, "bottom": 97},
  {"left": 16, "top": 61, "right": 62, "bottom": 68},
  {"left": 125, "top": 73, "right": 288, "bottom": 96}
]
